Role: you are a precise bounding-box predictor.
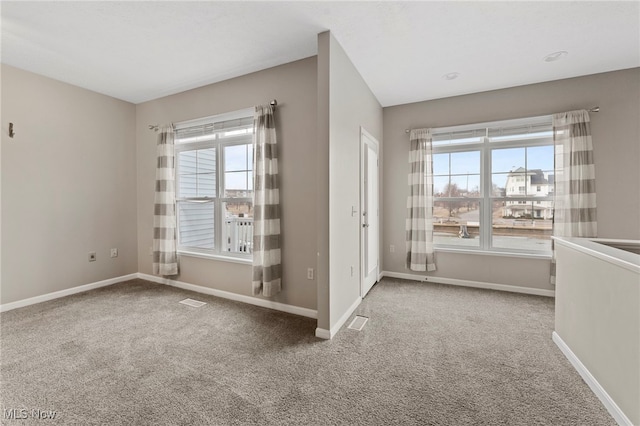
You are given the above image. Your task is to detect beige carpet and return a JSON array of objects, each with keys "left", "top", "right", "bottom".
[{"left": 0, "top": 278, "right": 615, "bottom": 425}]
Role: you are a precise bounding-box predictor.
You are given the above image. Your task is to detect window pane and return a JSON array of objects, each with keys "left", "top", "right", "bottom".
[
  {"left": 179, "top": 174, "right": 197, "bottom": 198},
  {"left": 223, "top": 202, "right": 253, "bottom": 254},
  {"left": 225, "top": 172, "right": 251, "bottom": 197},
  {"left": 450, "top": 151, "right": 480, "bottom": 175},
  {"left": 451, "top": 174, "right": 480, "bottom": 196},
  {"left": 178, "top": 201, "right": 214, "bottom": 249},
  {"left": 224, "top": 143, "right": 252, "bottom": 198},
  {"left": 178, "top": 148, "right": 216, "bottom": 198},
  {"left": 198, "top": 173, "right": 216, "bottom": 197},
  {"left": 433, "top": 200, "right": 480, "bottom": 247},
  {"left": 501, "top": 171, "right": 527, "bottom": 197},
  {"left": 434, "top": 176, "right": 450, "bottom": 196},
  {"left": 434, "top": 151, "right": 480, "bottom": 196},
  {"left": 527, "top": 145, "right": 554, "bottom": 171},
  {"left": 492, "top": 146, "right": 553, "bottom": 197},
  {"left": 433, "top": 153, "right": 450, "bottom": 175},
  {"left": 225, "top": 144, "right": 249, "bottom": 172},
  {"left": 493, "top": 148, "right": 524, "bottom": 197},
  {"left": 198, "top": 148, "right": 216, "bottom": 173},
  {"left": 492, "top": 147, "right": 525, "bottom": 174},
  {"left": 178, "top": 150, "right": 197, "bottom": 174},
  {"left": 492, "top": 200, "right": 552, "bottom": 251}
]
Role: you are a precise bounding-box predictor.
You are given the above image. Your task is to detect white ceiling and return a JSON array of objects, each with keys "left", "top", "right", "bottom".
[{"left": 2, "top": 1, "right": 639, "bottom": 106}]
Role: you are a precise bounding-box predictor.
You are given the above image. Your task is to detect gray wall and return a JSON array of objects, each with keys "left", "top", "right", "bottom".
[
  {"left": 136, "top": 57, "right": 318, "bottom": 310},
  {"left": 3, "top": 55, "right": 636, "bottom": 324},
  {"left": 383, "top": 68, "right": 640, "bottom": 291},
  {"left": 1, "top": 64, "right": 138, "bottom": 304},
  {"left": 316, "top": 32, "right": 383, "bottom": 331}
]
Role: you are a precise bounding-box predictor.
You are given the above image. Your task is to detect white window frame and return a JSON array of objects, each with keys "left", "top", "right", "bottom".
[
  {"left": 432, "top": 115, "right": 554, "bottom": 257},
  {"left": 174, "top": 108, "right": 254, "bottom": 262}
]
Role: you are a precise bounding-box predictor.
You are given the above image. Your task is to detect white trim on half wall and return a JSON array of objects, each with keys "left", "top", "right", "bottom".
[{"left": 552, "top": 331, "right": 633, "bottom": 426}]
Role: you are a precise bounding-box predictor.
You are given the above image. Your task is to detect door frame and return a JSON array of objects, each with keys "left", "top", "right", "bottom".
[{"left": 360, "top": 127, "right": 380, "bottom": 298}]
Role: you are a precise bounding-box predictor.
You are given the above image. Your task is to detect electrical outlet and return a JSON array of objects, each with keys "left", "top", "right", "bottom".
[
  {"left": 110, "top": 248, "right": 118, "bottom": 258},
  {"left": 149, "top": 246, "right": 153, "bottom": 256},
  {"left": 350, "top": 266, "right": 354, "bottom": 277},
  {"left": 390, "top": 245, "right": 395, "bottom": 253},
  {"left": 88, "top": 252, "right": 96, "bottom": 262},
  {"left": 307, "top": 268, "right": 314, "bottom": 280}
]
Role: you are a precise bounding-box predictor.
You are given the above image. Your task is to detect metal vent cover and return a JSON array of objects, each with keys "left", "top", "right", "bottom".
[
  {"left": 179, "top": 298, "right": 207, "bottom": 308},
  {"left": 347, "top": 315, "right": 369, "bottom": 331}
]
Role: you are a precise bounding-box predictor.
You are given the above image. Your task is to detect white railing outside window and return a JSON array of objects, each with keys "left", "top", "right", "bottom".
[{"left": 225, "top": 217, "right": 253, "bottom": 253}]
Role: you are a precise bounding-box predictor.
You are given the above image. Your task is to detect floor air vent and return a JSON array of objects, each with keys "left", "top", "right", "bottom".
[
  {"left": 347, "top": 315, "right": 369, "bottom": 331},
  {"left": 179, "top": 298, "right": 207, "bottom": 308}
]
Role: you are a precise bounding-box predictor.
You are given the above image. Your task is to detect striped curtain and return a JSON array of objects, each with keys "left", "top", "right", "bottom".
[
  {"left": 252, "top": 105, "right": 281, "bottom": 297},
  {"left": 406, "top": 129, "right": 436, "bottom": 272},
  {"left": 152, "top": 126, "right": 179, "bottom": 276},
  {"left": 550, "top": 110, "right": 597, "bottom": 283}
]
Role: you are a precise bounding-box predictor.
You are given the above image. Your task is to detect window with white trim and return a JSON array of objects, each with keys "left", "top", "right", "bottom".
[
  {"left": 432, "top": 116, "right": 554, "bottom": 255},
  {"left": 174, "top": 108, "right": 254, "bottom": 259}
]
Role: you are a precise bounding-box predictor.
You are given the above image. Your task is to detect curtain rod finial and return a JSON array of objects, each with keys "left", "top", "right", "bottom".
[{"left": 270, "top": 99, "right": 277, "bottom": 107}]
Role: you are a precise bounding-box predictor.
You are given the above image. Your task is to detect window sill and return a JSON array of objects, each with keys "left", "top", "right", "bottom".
[
  {"left": 434, "top": 247, "right": 552, "bottom": 260},
  {"left": 178, "top": 250, "right": 252, "bottom": 265}
]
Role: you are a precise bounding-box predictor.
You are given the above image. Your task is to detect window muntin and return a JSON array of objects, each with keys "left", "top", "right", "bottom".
[
  {"left": 432, "top": 116, "right": 554, "bottom": 255},
  {"left": 174, "top": 109, "right": 254, "bottom": 259}
]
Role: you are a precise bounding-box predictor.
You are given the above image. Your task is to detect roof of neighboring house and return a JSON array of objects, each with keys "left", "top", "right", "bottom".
[{"left": 508, "top": 168, "right": 553, "bottom": 185}]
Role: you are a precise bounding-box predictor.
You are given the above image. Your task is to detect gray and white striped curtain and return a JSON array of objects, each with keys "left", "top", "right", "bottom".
[
  {"left": 252, "top": 105, "right": 281, "bottom": 297},
  {"left": 406, "top": 128, "right": 436, "bottom": 272},
  {"left": 550, "top": 110, "right": 597, "bottom": 283},
  {"left": 152, "top": 126, "right": 179, "bottom": 276}
]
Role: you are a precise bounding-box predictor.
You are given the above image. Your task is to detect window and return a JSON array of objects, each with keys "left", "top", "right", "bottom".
[
  {"left": 432, "top": 116, "right": 554, "bottom": 254},
  {"left": 174, "top": 109, "right": 254, "bottom": 259}
]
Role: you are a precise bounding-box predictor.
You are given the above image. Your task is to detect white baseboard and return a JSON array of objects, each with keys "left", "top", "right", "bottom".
[
  {"left": 552, "top": 331, "right": 632, "bottom": 426},
  {"left": 381, "top": 271, "right": 555, "bottom": 297},
  {"left": 137, "top": 273, "right": 317, "bottom": 319},
  {"left": 315, "top": 296, "right": 362, "bottom": 340},
  {"left": 315, "top": 328, "right": 331, "bottom": 339},
  {"left": 0, "top": 273, "right": 139, "bottom": 313}
]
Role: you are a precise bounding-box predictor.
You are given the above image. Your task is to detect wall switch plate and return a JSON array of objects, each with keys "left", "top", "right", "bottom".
[
  {"left": 307, "top": 268, "right": 314, "bottom": 280},
  {"left": 88, "top": 252, "right": 96, "bottom": 262},
  {"left": 390, "top": 245, "right": 395, "bottom": 253},
  {"left": 110, "top": 248, "right": 118, "bottom": 258}
]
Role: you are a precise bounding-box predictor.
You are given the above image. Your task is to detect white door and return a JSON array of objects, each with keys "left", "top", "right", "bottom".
[{"left": 361, "top": 128, "right": 379, "bottom": 298}]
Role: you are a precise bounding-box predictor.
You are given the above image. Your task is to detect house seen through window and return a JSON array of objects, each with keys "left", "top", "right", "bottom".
[
  {"left": 174, "top": 108, "right": 254, "bottom": 259},
  {"left": 432, "top": 116, "right": 554, "bottom": 254}
]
